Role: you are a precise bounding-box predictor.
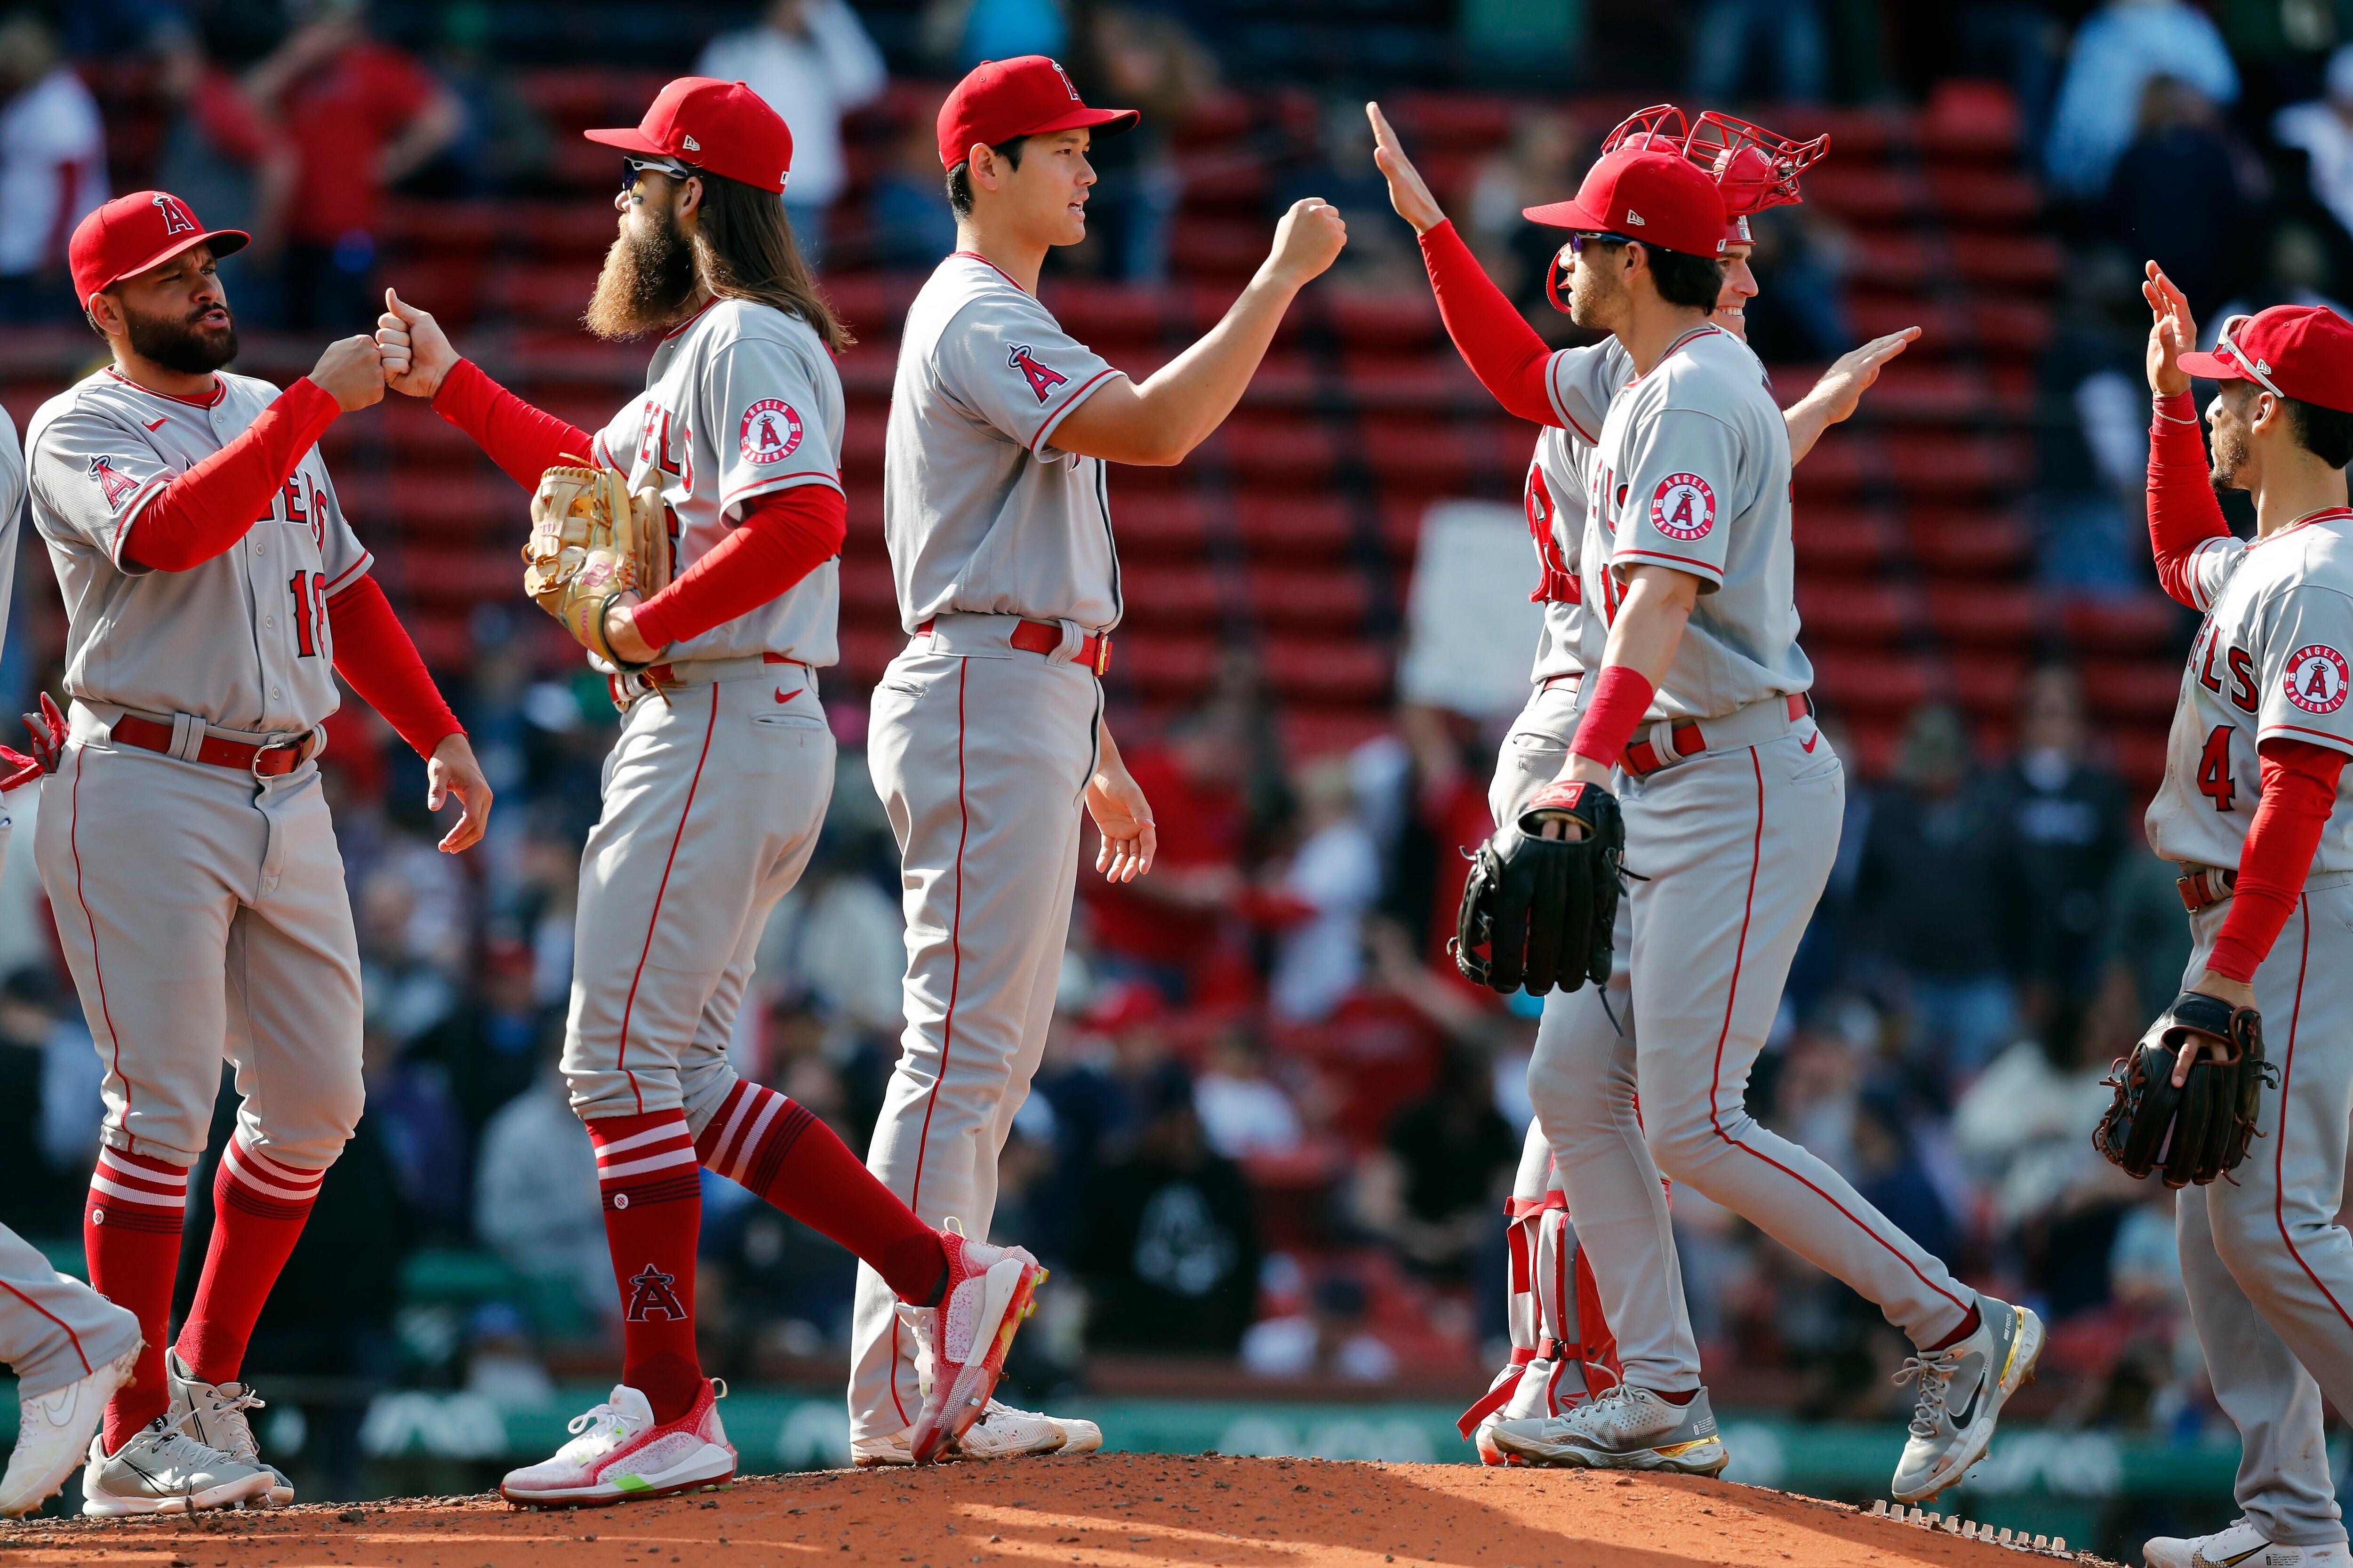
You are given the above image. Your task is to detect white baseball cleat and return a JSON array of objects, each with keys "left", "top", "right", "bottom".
[
  {"left": 498, "top": 1381, "right": 735, "bottom": 1506},
  {"left": 850, "top": 1430, "right": 916, "bottom": 1467},
  {"left": 168, "top": 1350, "right": 292, "bottom": 1506},
  {"left": 853, "top": 1400, "right": 1095, "bottom": 1466},
  {"left": 2144, "top": 1520, "right": 2351, "bottom": 1568},
  {"left": 79, "top": 1412, "right": 275, "bottom": 1516},
  {"left": 904, "top": 1221, "right": 1047, "bottom": 1464},
  {"left": 0, "top": 1348, "right": 138, "bottom": 1517},
  {"left": 1488, "top": 1383, "right": 1728, "bottom": 1474},
  {"left": 1889, "top": 1295, "right": 2044, "bottom": 1503}
]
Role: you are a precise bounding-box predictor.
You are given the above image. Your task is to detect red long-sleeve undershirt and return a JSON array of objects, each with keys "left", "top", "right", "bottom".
[
  {"left": 1417, "top": 220, "right": 1562, "bottom": 429},
  {"left": 434, "top": 357, "right": 845, "bottom": 651},
  {"left": 2147, "top": 390, "right": 2230, "bottom": 608},
  {"left": 326, "top": 576, "right": 464, "bottom": 760},
  {"left": 120, "top": 378, "right": 341, "bottom": 572},
  {"left": 2209, "top": 738, "right": 2348, "bottom": 981}
]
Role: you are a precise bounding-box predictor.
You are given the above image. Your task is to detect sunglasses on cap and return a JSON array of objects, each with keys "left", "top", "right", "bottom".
[
  {"left": 621, "top": 155, "right": 700, "bottom": 191},
  {"left": 2212, "top": 314, "right": 2287, "bottom": 401}
]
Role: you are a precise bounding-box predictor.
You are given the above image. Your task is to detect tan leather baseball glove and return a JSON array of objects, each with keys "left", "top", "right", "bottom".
[{"left": 521, "top": 466, "right": 672, "bottom": 665}]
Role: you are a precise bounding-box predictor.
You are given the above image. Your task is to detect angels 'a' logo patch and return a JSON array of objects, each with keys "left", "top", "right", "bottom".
[
  {"left": 2285, "top": 644, "right": 2351, "bottom": 714},
  {"left": 624, "top": 1263, "right": 686, "bottom": 1322},
  {"left": 738, "top": 399, "right": 804, "bottom": 465},
  {"left": 1649, "top": 472, "right": 1716, "bottom": 542},
  {"left": 87, "top": 456, "right": 137, "bottom": 508},
  {"left": 1008, "top": 343, "right": 1069, "bottom": 403}
]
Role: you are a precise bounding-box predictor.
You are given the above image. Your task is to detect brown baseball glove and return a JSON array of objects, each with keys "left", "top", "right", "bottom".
[{"left": 521, "top": 466, "right": 671, "bottom": 666}]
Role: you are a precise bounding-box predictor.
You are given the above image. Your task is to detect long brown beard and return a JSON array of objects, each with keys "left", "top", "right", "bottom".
[
  {"left": 123, "top": 300, "right": 236, "bottom": 374},
  {"left": 2210, "top": 423, "right": 2249, "bottom": 496},
  {"left": 583, "top": 206, "right": 698, "bottom": 341}
]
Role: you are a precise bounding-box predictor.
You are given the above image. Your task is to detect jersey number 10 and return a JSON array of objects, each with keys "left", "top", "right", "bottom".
[{"left": 288, "top": 571, "right": 329, "bottom": 658}]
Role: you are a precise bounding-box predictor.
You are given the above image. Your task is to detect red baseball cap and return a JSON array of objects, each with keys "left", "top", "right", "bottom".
[
  {"left": 69, "top": 191, "right": 248, "bottom": 312},
  {"left": 2177, "top": 305, "right": 2353, "bottom": 413},
  {"left": 936, "top": 55, "right": 1137, "bottom": 171},
  {"left": 1525, "top": 145, "right": 1732, "bottom": 258},
  {"left": 585, "top": 77, "right": 794, "bottom": 195}
]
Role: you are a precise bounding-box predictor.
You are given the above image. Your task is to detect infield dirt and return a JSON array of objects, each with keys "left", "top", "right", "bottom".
[{"left": 0, "top": 1452, "right": 2109, "bottom": 1568}]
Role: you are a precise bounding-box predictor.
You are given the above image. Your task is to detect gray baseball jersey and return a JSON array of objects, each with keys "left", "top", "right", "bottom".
[
  {"left": 1578, "top": 324, "right": 1813, "bottom": 721},
  {"left": 589, "top": 297, "right": 843, "bottom": 667},
  {"left": 882, "top": 252, "right": 1125, "bottom": 632},
  {"left": 25, "top": 369, "right": 369, "bottom": 731},
  {"left": 2146, "top": 507, "right": 2353, "bottom": 872},
  {"left": 1525, "top": 341, "right": 1626, "bottom": 684}
]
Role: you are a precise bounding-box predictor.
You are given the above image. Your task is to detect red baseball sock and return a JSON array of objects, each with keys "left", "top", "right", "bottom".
[
  {"left": 175, "top": 1138, "right": 326, "bottom": 1386},
  {"left": 1924, "top": 1303, "right": 1982, "bottom": 1353},
  {"left": 696, "top": 1080, "right": 946, "bottom": 1304},
  {"left": 588, "top": 1110, "right": 704, "bottom": 1424},
  {"left": 85, "top": 1147, "right": 192, "bottom": 1451}
]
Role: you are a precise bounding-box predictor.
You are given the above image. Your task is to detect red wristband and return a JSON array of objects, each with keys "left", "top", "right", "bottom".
[{"left": 1567, "top": 665, "right": 1656, "bottom": 768}]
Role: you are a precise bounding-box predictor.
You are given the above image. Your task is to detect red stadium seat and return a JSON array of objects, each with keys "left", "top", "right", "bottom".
[
  {"left": 1928, "top": 169, "right": 2040, "bottom": 226},
  {"left": 386, "top": 473, "right": 513, "bottom": 542},
  {"left": 836, "top": 628, "right": 904, "bottom": 687},
  {"left": 1264, "top": 638, "right": 1393, "bottom": 704},
  {"left": 516, "top": 202, "right": 625, "bottom": 262},
  {"left": 1792, "top": 507, "right": 1900, "bottom": 575},
  {"left": 1249, "top": 565, "right": 1371, "bottom": 632},
  {"left": 1909, "top": 510, "right": 2033, "bottom": 576},
  {"left": 1222, "top": 419, "right": 1338, "bottom": 486},
  {"left": 1791, "top": 433, "right": 1872, "bottom": 496},
  {"left": 1923, "top": 80, "right": 2021, "bottom": 160},
  {"left": 1119, "top": 563, "right": 1230, "bottom": 627},
  {"left": 2080, "top": 658, "right": 2185, "bottom": 720},
  {"left": 1326, "top": 287, "right": 1440, "bottom": 352},
  {"left": 1844, "top": 233, "right": 1933, "bottom": 290},
  {"left": 1117, "top": 632, "right": 1222, "bottom": 698},
  {"left": 1951, "top": 656, "right": 2029, "bottom": 716},
  {"left": 2062, "top": 595, "right": 2190, "bottom": 654},
  {"left": 1237, "top": 495, "right": 1356, "bottom": 560},
  {"left": 1281, "top": 706, "right": 1393, "bottom": 761},
  {"left": 1802, "top": 167, "right": 1921, "bottom": 224},
  {"left": 1969, "top": 297, "right": 2056, "bottom": 357},
  {"left": 1949, "top": 234, "right": 2062, "bottom": 290},
  {"left": 1117, "top": 494, "right": 1216, "bottom": 559},
  {"left": 1794, "top": 582, "right": 1917, "bottom": 646},
  {"left": 1039, "top": 280, "right": 1167, "bottom": 350},
  {"left": 838, "top": 561, "right": 898, "bottom": 619},
  {"left": 1809, "top": 652, "right": 1938, "bottom": 714},
  {"left": 1927, "top": 584, "right": 2041, "bottom": 646},
  {"left": 1171, "top": 216, "right": 1271, "bottom": 278},
  {"left": 1883, "top": 434, "right": 2026, "bottom": 496},
  {"left": 487, "top": 263, "right": 604, "bottom": 329}
]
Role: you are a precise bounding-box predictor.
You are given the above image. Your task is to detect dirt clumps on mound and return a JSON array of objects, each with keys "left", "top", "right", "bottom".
[{"left": 0, "top": 1452, "right": 2112, "bottom": 1568}]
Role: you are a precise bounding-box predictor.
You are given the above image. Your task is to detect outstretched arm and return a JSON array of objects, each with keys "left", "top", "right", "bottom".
[
  {"left": 376, "top": 289, "right": 593, "bottom": 488},
  {"left": 1783, "top": 328, "right": 1920, "bottom": 462},
  {"left": 2142, "top": 262, "right": 2232, "bottom": 608},
  {"left": 1053, "top": 198, "right": 1346, "bottom": 465}
]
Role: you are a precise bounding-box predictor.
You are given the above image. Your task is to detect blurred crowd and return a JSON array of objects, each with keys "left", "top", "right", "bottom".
[{"left": 2, "top": 0, "right": 2351, "bottom": 1488}]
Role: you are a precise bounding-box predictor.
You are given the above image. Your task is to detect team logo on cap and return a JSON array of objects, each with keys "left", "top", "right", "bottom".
[
  {"left": 739, "top": 399, "right": 804, "bottom": 465},
  {"left": 1008, "top": 344, "right": 1069, "bottom": 403},
  {"left": 2285, "top": 644, "right": 2350, "bottom": 714},
  {"left": 1649, "top": 472, "right": 1716, "bottom": 542},
  {"left": 1624, "top": 209, "right": 1646, "bottom": 227},
  {"left": 87, "top": 455, "right": 137, "bottom": 508},
  {"left": 150, "top": 193, "right": 194, "bottom": 236}
]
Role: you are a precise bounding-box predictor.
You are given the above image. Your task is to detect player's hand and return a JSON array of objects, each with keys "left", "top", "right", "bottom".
[
  {"left": 600, "top": 596, "right": 660, "bottom": 666},
  {"left": 2143, "top": 262, "right": 2196, "bottom": 398},
  {"left": 2176, "top": 968, "right": 2257, "bottom": 1085},
  {"left": 426, "top": 731, "right": 493, "bottom": 854},
  {"left": 1264, "top": 198, "right": 1347, "bottom": 289},
  {"left": 1805, "top": 327, "right": 1919, "bottom": 427},
  {"left": 312, "top": 335, "right": 386, "bottom": 412},
  {"left": 376, "top": 288, "right": 459, "bottom": 400},
  {"left": 1365, "top": 101, "right": 1445, "bottom": 234},
  {"left": 1086, "top": 758, "right": 1158, "bottom": 883}
]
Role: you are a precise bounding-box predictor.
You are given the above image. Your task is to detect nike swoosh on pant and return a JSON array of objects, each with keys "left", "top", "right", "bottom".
[
  {"left": 1801, "top": 732, "right": 1819, "bottom": 753},
  {"left": 775, "top": 688, "right": 798, "bottom": 704}
]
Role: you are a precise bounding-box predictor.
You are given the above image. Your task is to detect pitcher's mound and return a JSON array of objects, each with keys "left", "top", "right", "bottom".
[{"left": 0, "top": 1451, "right": 2111, "bottom": 1567}]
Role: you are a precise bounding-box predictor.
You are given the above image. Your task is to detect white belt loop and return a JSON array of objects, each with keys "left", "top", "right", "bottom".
[
  {"left": 168, "top": 712, "right": 206, "bottom": 762},
  {"left": 1644, "top": 718, "right": 1677, "bottom": 760},
  {"left": 1050, "top": 618, "right": 1084, "bottom": 664}
]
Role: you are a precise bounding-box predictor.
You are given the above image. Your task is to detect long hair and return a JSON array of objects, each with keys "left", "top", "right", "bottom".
[{"left": 691, "top": 173, "right": 854, "bottom": 353}]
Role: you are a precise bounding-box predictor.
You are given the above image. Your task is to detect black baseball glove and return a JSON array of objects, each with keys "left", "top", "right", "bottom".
[
  {"left": 1452, "top": 780, "right": 1622, "bottom": 996},
  {"left": 2094, "top": 990, "right": 2276, "bottom": 1187}
]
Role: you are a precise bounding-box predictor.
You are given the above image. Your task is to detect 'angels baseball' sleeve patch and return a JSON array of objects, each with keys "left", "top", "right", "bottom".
[
  {"left": 2285, "top": 644, "right": 2349, "bottom": 713},
  {"left": 1608, "top": 408, "right": 1738, "bottom": 589},
  {"left": 2255, "top": 586, "right": 2353, "bottom": 753},
  {"left": 739, "top": 399, "right": 805, "bottom": 465},
  {"left": 710, "top": 331, "right": 841, "bottom": 511},
  {"left": 1649, "top": 473, "right": 1716, "bottom": 542}
]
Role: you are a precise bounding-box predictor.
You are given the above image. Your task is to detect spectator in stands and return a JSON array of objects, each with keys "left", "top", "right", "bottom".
[
  {"left": 1078, "top": 1061, "right": 1261, "bottom": 1356},
  {"left": 1851, "top": 704, "right": 2021, "bottom": 1084},
  {"left": 356, "top": 860, "right": 460, "bottom": 1048},
  {"left": 1086, "top": 712, "right": 1249, "bottom": 1005},
  {"left": 2045, "top": 0, "right": 2237, "bottom": 201},
  {"left": 475, "top": 1045, "right": 615, "bottom": 1328},
  {"left": 2093, "top": 825, "right": 2198, "bottom": 1021},
  {"left": 1067, "top": 2, "right": 1215, "bottom": 282},
  {"left": 1993, "top": 667, "right": 2125, "bottom": 1008},
  {"left": 361, "top": 1021, "right": 471, "bottom": 1243},
  {"left": 2032, "top": 246, "right": 2149, "bottom": 591},
  {"left": 1193, "top": 1028, "right": 1303, "bottom": 1160},
  {"left": 2272, "top": 45, "right": 2353, "bottom": 246},
  {"left": 424, "top": 0, "right": 552, "bottom": 197},
  {"left": 152, "top": 20, "right": 289, "bottom": 307},
  {"left": 696, "top": 0, "right": 887, "bottom": 267},
  {"left": 866, "top": 104, "right": 959, "bottom": 269},
  {"left": 757, "top": 830, "right": 908, "bottom": 1039},
  {"left": 1687, "top": 0, "right": 1829, "bottom": 106},
  {"left": 0, "top": 13, "right": 104, "bottom": 321},
  {"left": 0, "top": 965, "right": 76, "bottom": 1235},
  {"left": 1467, "top": 110, "right": 1577, "bottom": 315},
  {"left": 1269, "top": 757, "right": 1381, "bottom": 1023},
  {"left": 1238, "top": 1273, "right": 1399, "bottom": 1382},
  {"left": 1355, "top": 1043, "right": 1515, "bottom": 1284},
  {"left": 1274, "top": 100, "right": 1411, "bottom": 282},
  {"left": 1738, "top": 203, "right": 1853, "bottom": 363},
  {"left": 244, "top": 0, "right": 461, "bottom": 330},
  {"left": 2106, "top": 75, "right": 2257, "bottom": 319},
  {"left": 414, "top": 936, "right": 550, "bottom": 1131}
]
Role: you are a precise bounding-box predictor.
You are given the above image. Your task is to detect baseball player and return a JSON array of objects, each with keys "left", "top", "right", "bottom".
[
  {"left": 846, "top": 55, "right": 1345, "bottom": 1464},
  {"left": 0, "top": 406, "right": 144, "bottom": 1521},
  {"left": 23, "top": 190, "right": 493, "bottom": 1515},
  {"left": 374, "top": 78, "right": 1049, "bottom": 1496},
  {"left": 1379, "top": 140, "right": 2038, "bottom": 1499},
  {"left": 1368, "top": 101, "right": 1917, "bottom": 1464},
  {"left": 2126, "top": 275, "right": 2353, "bottom": 1568}
]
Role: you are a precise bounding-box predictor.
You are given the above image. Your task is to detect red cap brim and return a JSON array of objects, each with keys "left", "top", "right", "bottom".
[
  {"left": 94, "top": 228, "right": 251, "bottom": 303},
  {"left": 1522, "top": 196, "right": 1612, "bottom": 232},
  {"left": 2175, "top": 349, "right": 2248, "bottom": 381},
  {"left": 1027, "top": 104, "right": 1139, "bottom": 139},
  {"left": 583, "top": 127, "right": 673, "bottom": 158}
]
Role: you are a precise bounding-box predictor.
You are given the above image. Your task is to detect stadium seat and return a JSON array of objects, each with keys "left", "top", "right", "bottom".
[
  {"left": 1809, "top": 652, "right": 1938, "bottom": 714},
  {"left": 1326, "top": 287, "right": 1441, "bottom": 353},
  {"left": 1119, "top": 563, "right": 1230, "bottom": 627},
  {"left": 1792, "top": 507, "right": 1900, "bottom": 574},
  {"left": 1923, "top": 80, "right": 2021, "bottom": 160},
  {"left": 1928, "top": 169, "right": 2040, "bottom": 226},
  {"left": 1969, "top": 297, "right": 2056, "bottom": 357},
  {"left": 1237, "top": 495, "right": 1357, "bottom": 560},
  {"left": 1249, "top": 565, "right": 1371, "bottom": 632},
  {"left": 487, "top": 263, "right": 604, "bottom": 328},
  {"left": 1263, "top": 638, "right": 1392, "bottom": 704},
  {"left": 1927, "top": 584, "right": 2041, "bottom": 646},
  {"left": 2062, "top": 596, "right": 2191, "bottom": 655},
  {"left": 1116, "top": 493, "right": 1217, "bottom": 559},
  {"left": 1040, "top": 280, "right": 1168, "bottom": 350},
  {"left": 1802, "top": 167, "right": 1920, "bottom": 224},
  {"left": 387, "top": 473, "right": 513, "bottom": 542},
  {"left": 1280, "top": 705, "right": 1392, "bottom": 761},
  {"left": 1949, "top": 234, "right": 2062, "bottom": 289},
  {"left": 838, "top": 561, "right": 898, "bottom": 620},
  {"left": 516, "top": 202, "right": 625, "bottom": 261},
  {"left": 1951, "top": 656, "right": 2029, "bottom": 716},
  {"left": 1171, "top": 216, "right": 1273, "bottom": 278},
  {"left": 1223, "top": 419, "right": 1338, "bottom": 486},
  {"left": 1843, "top": 233, "right": 1933, "bottom": 290},
  {"left": 1115, "top": 632, "right": 1223, "bottom": 698},
  {"left": 1909, "top": 509, "right": 2033, "bottom": 576},
  {"left": 1794, "top": 582, "right": 1917, "bottom": 646},
  {"left": 2079, "top": 658, "right": 2185, "bottom": 720},
  {"left": 1883, "top": 434, "right": 2026, "bottom": 496}
]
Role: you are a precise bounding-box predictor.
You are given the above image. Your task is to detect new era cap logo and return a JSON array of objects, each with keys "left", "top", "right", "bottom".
[
  {"left": 1624, "top": 209, "right": 1646, "bottom": 226},
  {"left": 682, "top": 133, "right": 700, "bottom": 152}
]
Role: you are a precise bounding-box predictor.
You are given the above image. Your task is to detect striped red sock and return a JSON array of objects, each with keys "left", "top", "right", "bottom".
[
  {"left": 85, "top": 1147, "right": 192, "bottom": 1450},
  {"left": 696, "top": 1080, "right": 944, "bottom": 1303},
  {"left": 588, "top": 1111, "right": 704, "bottom": 1424},
  {"left": 175, "top": 1138, "right": 326, "bottom": 1386}
]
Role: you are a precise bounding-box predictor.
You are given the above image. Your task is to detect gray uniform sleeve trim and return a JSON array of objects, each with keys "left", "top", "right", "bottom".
[{"left": 1031, "top": 367, "right": 1124, "bottom": 454}]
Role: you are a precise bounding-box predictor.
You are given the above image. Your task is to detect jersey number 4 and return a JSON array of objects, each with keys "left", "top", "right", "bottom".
[
  {"left": 288, "top": 571, "right": 328, "bottom": 658},
  {"left": 2197, "top": 724, "right": 2235, "bottom": 812}
]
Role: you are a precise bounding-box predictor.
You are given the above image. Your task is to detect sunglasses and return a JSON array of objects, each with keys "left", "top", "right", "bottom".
[
  {"left": 2214, "top": 314, "right": 2286, "bottom": 401},
  {"left": 621, "top": 156, "right": 699, "bottom": 192}
]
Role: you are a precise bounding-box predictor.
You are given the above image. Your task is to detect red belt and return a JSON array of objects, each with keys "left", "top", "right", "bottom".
[
  {"left": 916, "top": 618, "right": 1112, "bottom": 676},
  {"left": 1622, "top": 693, "right": 1812, "bottom": 777},
  {"left": 642, "top": 651, "right": 803, "bottom": 686},
  {"left": 2177, "top": 864, "right": 2236, "bottom": 912},
  {"left": 112, "top": 713, "right": 318, "bottom": 776}
]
